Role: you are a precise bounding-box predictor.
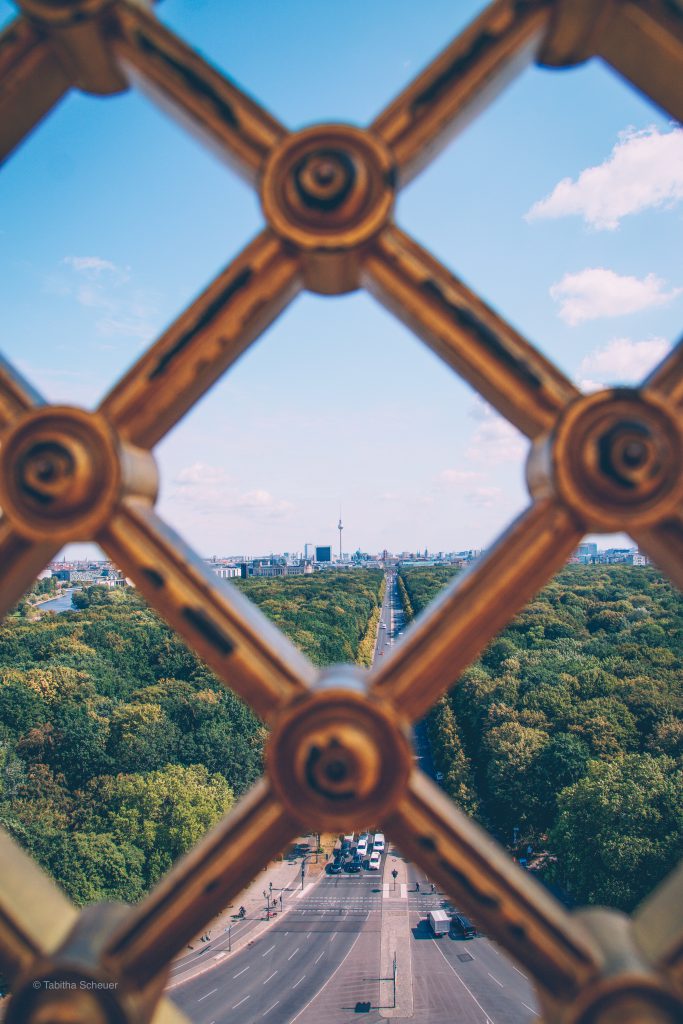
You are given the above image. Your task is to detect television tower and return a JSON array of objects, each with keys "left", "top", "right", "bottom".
[{"left": 338, "top": 508, "right": 343, "bottom": 561}]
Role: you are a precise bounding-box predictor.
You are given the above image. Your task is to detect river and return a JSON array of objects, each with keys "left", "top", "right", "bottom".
[{"left": 39, "top": 589, "right": 80, "bottom": 613}]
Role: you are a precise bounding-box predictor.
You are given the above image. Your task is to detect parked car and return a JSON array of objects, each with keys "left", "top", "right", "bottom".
[
  {"left": 368, "top": 851, "right": 381, "bottom": 870},
  {"left": 450, "top": 913, "right": 477, "bottom": 939},
  {"left": 373, "top": 833, "right": 385, "bottom": 854},
  {"left": 345, "top": 855, "right": 362, "bottom": 873},
  {"left": 435, "top": 771, "right": 444, "bottom": 782},
  {"left": 356, "top": 836, "right": 369, "bottom": 857},
  {"left": 326, "top": 859, "right": 343, "bottom": 874}
]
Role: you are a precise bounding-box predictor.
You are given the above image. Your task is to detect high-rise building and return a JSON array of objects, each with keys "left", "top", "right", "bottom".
[
  {"left": 315, "top": 546, "right": 331, "bottom": 562},
  {"left": 304, "top": 543, "right": 315, "bottom": 560}
]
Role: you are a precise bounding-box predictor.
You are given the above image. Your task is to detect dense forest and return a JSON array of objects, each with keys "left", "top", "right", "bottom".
[
  {"left": 400, "top": 565, "right": 683, "bottom": 911},
  {"left": 0, "top": 570, "right": 384, "bottom": 905}
]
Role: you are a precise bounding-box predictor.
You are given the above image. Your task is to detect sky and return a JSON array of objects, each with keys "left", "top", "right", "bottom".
[{"left": 1, "top": 0, "right": 682, "bottom": 561}]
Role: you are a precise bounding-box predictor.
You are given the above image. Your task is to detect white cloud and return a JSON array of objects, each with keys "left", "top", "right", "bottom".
[
  {"left": 465, "top": 400, "right": 527, "bottom": 465},
  {"left": 526, "top": 125, "right": 683, "bottom": 230},
  {"left": 550, "top": 268, "right": 681, "bottom": 325},
  {"left": 49, "top": 256, "right": 158, "bottom": 341},
  {"left": 63, "top": 255, "right": 121, "bottom": 275},
  {"left": 168, "top": 463, "right": 294, "bottom": 520},
  {"left": 577, "top": 336, "right": 671, "bottom": 389},
  {"left": 437, "top": 469, "right": 482, "bottom": 485},
  {"left": 467, "top": 486, "right": 502, "bottom": 508}
]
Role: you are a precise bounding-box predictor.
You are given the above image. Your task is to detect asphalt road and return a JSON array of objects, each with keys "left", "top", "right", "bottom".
[{"left": 171, "top": 572, "right": 541, "bottom": 1023}]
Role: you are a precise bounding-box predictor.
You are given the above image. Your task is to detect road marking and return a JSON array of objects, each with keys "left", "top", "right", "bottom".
[
  {"left": 329, "top": 934, "right": 336, "bottom": 942},
  {"left": 262, "top": 944, "right": 276, "bottom": 957},
  {"left": 296, "top": 883, "right": 315, "bottom": 899},
  {"left": 197, "top": 988, "right": 217, "bottom": 1002},
  {"left": 431, "top": 940, "right": 497, "bottom": 1024},
  {"left": 292, "top": 975, "right": 306, "bottom": 989},
  {"left": 383, "top": 883, "right": 389, "bottom": 899},
  {"left": 232, "top": 996, "right": 250, "bottom": 1009},
  {"left": 512, "top": 964, "right": 528, "bottom": 980},
  {"left": 213, "top": 952, "right": 226, "bottom": 961},
  {"left": 400, "top": 883, "right": 407, "bottom": 899},
  {"left": 287, "top": 947, "right": 300, "bottom": 960},
  {"left": 522, "top": 1003, "right": 538, "bottom": 1015},
  {"left": 264, "top": 971, "right": 278, "bottom": 985},
  {"left": 263, "top": 1001, "right": 280, "bottom": 1016},
  {"left": 488, "top": 972, "right": 504, "bottom": 987},
  {"left": 288, "top": 933, "right": 360, "bottom": 1024},
  {"left": 314, "top": 951, "right": 325, "bottom": 964},
  {"left": 306, "top": 932, "right": 311, "bottom": 938},
  {"left": 234, "top": 966, "right": 250, "bottom": 978}
]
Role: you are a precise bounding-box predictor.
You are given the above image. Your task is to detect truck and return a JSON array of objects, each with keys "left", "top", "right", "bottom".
[{"left": 428, "top": 910, "right": 451, "bottom": 936}]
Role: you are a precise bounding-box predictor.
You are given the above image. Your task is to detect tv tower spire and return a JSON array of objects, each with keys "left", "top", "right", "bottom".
[{"left": 338, "top": 507, "right": 343, "bottom": 561}]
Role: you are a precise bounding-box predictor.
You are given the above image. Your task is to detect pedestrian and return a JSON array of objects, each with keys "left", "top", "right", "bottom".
[
  {"left": 431, "top": 882, "right": 435, "bottom": 894},
  {"left": 416, "top": 881, "right": 420, "bottom": 892}
]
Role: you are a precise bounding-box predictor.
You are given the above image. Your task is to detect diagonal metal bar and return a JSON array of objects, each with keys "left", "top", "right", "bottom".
[
  {"left": 383, "top": 769, "right": 603, "bottom": 999},
  {"left": 152, "top": 1000, "right": 192, "bottom": 1024},
  {"left": 0, "top": 351, "right": 43, "bottom": 431},
  {"left": 363, "top": 225, "right": 579, "bottom": 439},
  {"left": 99, "top": 230, "right": 301, "bottom": 450},
  {"left": 643, "top": 336, "right": 683, "bottom": 408},
  {"left": 99, "top": 500, "right": 315, "bottom": 722},
  {"left": 632, "top": 513, "right": 683, "bottom": 593},
  {"left": 598, "top": 0, "right": 683, "bottom": 125},
  {"left": 370, "top": 0, "right": 551, "bottom": 187},
  {"left": 112, "top": 0, "right": 287, "bottom": 183},
  {"left": 371, "top": 499, "right": 582, "bottom": 722},
  {"left": 633, "top": 861, "right": 683, "bottom": 986},
  {"left": 0, "top": 16, "right": 71, "bottom": 166},
  {"left": 104, "top": 778, "right": 296, "bottom": 988},
  {"left": 0, "top": 518, "right": 58, "bottom": 622},
  {"left": 0, "top": 829, "right": 79, "bottom": 981}
]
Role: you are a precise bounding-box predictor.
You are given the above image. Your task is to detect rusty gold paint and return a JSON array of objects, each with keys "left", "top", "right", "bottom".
[{"left": 0, "top": 1, "right": 681, "bottom": 1022}]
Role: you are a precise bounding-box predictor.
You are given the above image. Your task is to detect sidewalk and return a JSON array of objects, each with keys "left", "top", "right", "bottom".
[
  {"left": 167, "top": 835, "right": 328, "bottom": 989},
  {"left": 379, "top": 846, "right": 414, "bottom": 1017}
]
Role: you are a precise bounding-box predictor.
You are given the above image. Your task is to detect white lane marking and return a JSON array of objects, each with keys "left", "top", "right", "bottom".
[
  {"left": 234, "top": 966, "right": 250, "bottom": 978},
  {"left": 288, "top": 933, "right": 360, "bottom": 1024},
  {"left": 314, "top": 951, "right": 325, "bottom": 964},
  {"left": 263, "top": 1001, "right": 280, "bottom": 1016},
  {"left": 287, "top": 947, "right": 300, "bottom": 960},
  {"left": 197, "top": 988, "right": 217, "bottom": 1002},
  {"left": 213, "top": 952, "right": 226, "bottom": 961},
  {"left": 262, "top": 944, "right": 276, "bottom": 957},
  {"left": 306, "top": 932, "right": 311, "bottom": 938},
  {"left": 383, "top": 883, "right": 389, "bottom": 899},
  {"left": 512, "top": 964, "right": 528, "bottom": 980},
  {"left": 488, "top": 972, "right": 504, "bottom": 987},
  {"left": 264, "top": 971, "right": 278, "bottom": 985},
  {"left": 522, "top": 1003, "right": 538, "bottom": 1015},
  {"left": 292, "top": 975, "right": 306, "bottom": 989},
  {"left": 400, "top": 883, "right": 407, "bottom": 899},
  {"left": 431, "top": 940, "right": 497, "bottom": 1024},
  {"left": 232, "top": 995, "right": 250, "bottom": 1009},
  {"left": 329, "top": 934, "right": 336, "bottom": 942}
]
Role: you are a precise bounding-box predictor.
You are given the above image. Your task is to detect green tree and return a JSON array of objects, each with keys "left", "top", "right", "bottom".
[{"left": 550, "top": 754, "right": 683, "bottom": 910}]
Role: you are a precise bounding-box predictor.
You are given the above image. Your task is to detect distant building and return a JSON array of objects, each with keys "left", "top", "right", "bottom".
[
  {"left": 632, "top": 552, "right": 651, "bottom": 566},
  {"left": 315, "top": 546, "right": 331, "bottom": 562},
  {"left": 304, "top": 543, "right": 315, "bottom": 560},
  {"left": 211, "top": 566, "right": 240, "bottom": 579}
]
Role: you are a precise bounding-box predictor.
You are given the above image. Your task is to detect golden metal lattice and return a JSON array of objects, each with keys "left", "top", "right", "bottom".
[{"left": 0, "top": 1, "right": 682, "bottom": 1022}]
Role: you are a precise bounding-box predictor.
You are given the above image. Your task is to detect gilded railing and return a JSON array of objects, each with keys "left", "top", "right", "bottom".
[{"left": 0, "top": 2, "right": 681, "bottom": 1022}]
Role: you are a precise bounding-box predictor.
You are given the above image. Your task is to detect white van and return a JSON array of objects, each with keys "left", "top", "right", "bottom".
[
  {"left": 373, "top": 833, "right": 385, "bottom": 853},
  {"left": 428, "top": 910, "right": 451, "bottom": 936}
]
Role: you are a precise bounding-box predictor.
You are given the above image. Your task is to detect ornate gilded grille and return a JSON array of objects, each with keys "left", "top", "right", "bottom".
[{"left": 1, "top": 1, "right": 682, "bottom": 1021}]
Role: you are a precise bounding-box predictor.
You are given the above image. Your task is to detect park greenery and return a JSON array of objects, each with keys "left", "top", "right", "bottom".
[
  {"left": 400, "top": 565, "right": 683, "bottom": 911},
  {"left": 0, "top": 570, "right": 384, "bottom": 905}
]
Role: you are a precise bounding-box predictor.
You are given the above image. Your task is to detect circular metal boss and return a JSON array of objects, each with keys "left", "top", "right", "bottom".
[
  {"left": 547, "top": 390, "right": 683, "bottom": 531},
  {"left": 0, "top": 406, "right": 121, "bottom": 541},
  {"left": 266, "top": 671, "right": 411, "bottom": 830},
  {"left": 261, "top": 124, "right": 396, "bottom": 293}
]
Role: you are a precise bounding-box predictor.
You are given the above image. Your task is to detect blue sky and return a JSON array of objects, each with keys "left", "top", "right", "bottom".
[{"left": 1, "top": 0, "right": 682, "bottom": 560}]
